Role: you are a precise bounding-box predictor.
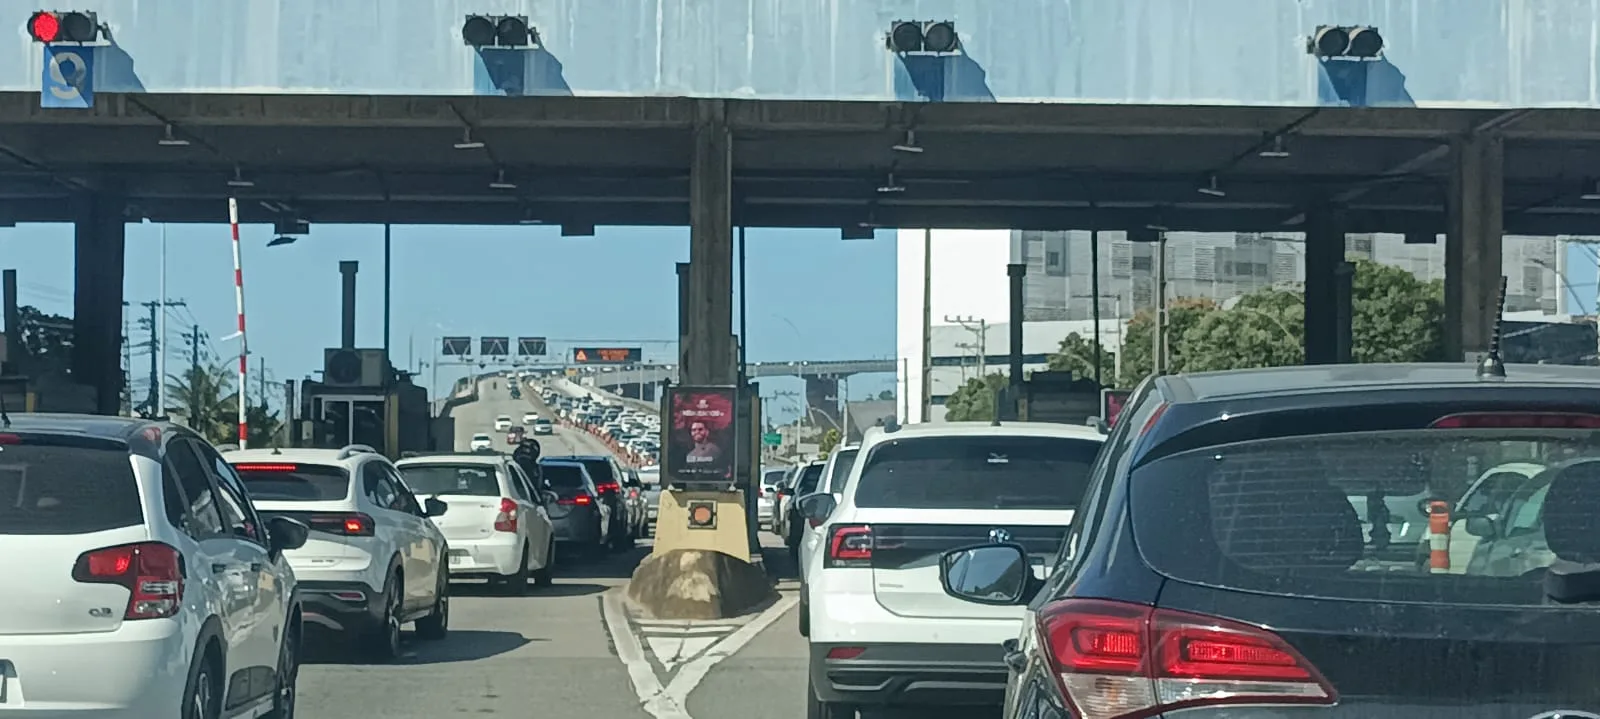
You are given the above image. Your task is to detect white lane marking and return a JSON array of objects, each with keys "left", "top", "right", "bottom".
[
  {"left": 662, "top": 595, "right": 799, "bottom": 707},
  {"left": 602, "top": 591, "right": 692, "bottom": 719}
]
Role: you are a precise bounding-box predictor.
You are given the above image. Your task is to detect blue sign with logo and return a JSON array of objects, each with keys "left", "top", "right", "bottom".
[{"left": 41, "top": 45, "right": 94, "bottom": 109}]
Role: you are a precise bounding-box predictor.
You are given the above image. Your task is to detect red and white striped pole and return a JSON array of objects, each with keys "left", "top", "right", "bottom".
[{"left": 228, "top": 197, "right": 249, "bottom": 449}]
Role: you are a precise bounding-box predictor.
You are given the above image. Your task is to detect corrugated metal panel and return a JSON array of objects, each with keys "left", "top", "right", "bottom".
[{"left": 8, "top": 0, "right": 1600, "bottom": 105}]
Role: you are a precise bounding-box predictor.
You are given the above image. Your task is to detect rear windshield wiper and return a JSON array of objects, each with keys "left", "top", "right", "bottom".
[{"left": 1545, "top": 561, "right": 1600, "bottom": 604}]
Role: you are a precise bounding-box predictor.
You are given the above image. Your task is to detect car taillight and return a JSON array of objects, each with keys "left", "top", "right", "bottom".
[
  {"left": 494, "top": 497, "right": 519, "bottom": 532},
  {"left": 558, "top": 494, "right": 593, "bottom": 506},
  {"left": 825, "top": 524, "right": 872, "bottom": 568},
  {"left": 1037, "top": 598, "right": 1336, "bottom": 719},
  {"left": 233, "top": 463, "right": 299, "bottom": 472},
  {"left": 596, "top": 481, "right": 620, "bottom": 494},
  {"left": 304, "top": 512, "right": 374, "bottom": 537},
  {"left": 1430, "top": 412, "right": 1600, "bottom": 429},
  {"left": 72, "top": 542, "right": 184, "bottom": 620}
]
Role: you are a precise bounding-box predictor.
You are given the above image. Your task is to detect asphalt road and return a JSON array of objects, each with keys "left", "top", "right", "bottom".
[{"left": 296, "top": 378, "right": 813, "bottom": 719}]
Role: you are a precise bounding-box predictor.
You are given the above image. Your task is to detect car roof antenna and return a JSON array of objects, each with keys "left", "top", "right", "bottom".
[{"left": 1476, "top": 275, "right": 1508, "bottom": 380}]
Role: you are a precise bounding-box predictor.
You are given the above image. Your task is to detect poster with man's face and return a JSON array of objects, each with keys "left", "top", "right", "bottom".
[{"left": 666, "top": 386, "right": 736, "bottom": 485}]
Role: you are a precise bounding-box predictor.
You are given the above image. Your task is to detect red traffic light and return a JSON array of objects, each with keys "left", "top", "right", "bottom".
[
  {"left": 28, "top": 11, "right": 59, "bottom": 42},
  {"left": 27, "top": 10, "right": 98, "bottom": 43}
]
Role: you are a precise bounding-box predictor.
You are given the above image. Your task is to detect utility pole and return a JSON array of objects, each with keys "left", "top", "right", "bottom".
[
  {"left": 1153, "top": 232, "right": 1169, "bottom": 375},
  {"left": 137, "top": 299, "right": 185, "bottom": 417},
  {"left": 944, "top": 315, "right": 989, "bottom": 378},
  {"left": 121, "top": 301, "right": 132, "bottom": 415},
  {"left": 184, "top": 325, "right": 208, "bottom": 374},
  {"left": 921, "top": 229, "right": 934, "bottom": 423}
]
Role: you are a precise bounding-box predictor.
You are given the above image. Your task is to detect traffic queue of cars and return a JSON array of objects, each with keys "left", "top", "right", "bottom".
[
  {"left": 787, "top": 363, "right": 1600, "bottom": 719},
  {"left": 0, "top": 391, "right": 646, "bottom": 718}
]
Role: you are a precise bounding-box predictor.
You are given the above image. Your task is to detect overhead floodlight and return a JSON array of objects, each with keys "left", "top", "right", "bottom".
[
  {"left": 453, "top": 127, "right": 485, "bottom": 150},
  {"left": 1197, "top": 176, "right": 1226, "bottom": 198},
  {"left": 462, "top": 15, "right": 496, "bottom": 46},
  {"left": 886, "top": 20, "right": 960, "bottom": 55},
  {"left": 489, "top": 169, "right": 516, "bottom": 190},
  {"left": 1259, "top": 135, "right": 1291, "bottom": 159},
  {"left": 1581, "top": 180, "right": 1600, "bottom": 201},
  {"left": 1307, "top": 24, "right": 1384, "bottom": 59},
  {"left": 495, "top": 15, "right": 534, "bottom": 47},
  {"left": 157, "top": 124, "right": 190, "bottom": 147},
  {"left": 226, "top": 167, "right": 254, "bottom": 188},
  {"left": 28, "top": 10, "right": 99, "bottom": 44}
]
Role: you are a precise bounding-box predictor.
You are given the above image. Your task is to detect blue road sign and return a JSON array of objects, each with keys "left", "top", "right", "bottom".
[{"left": 42, "top": 45, "right": 94, "bottom": 109}]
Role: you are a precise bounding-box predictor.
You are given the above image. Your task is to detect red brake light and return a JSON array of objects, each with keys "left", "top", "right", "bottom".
[
  {"left": 1038, "top": 599, "right": 1336, "bottom": 719},
  {"left": 825, "top": 524, "right": 872, "bottom": 567},
  {"left": 28, "top": 11, "right": 60, "bottom": 43},
  {"left": 305, "top": 512, "right": 374, "bottom": 537},
  {"left": 1429, "top": 412, "right": 1600, "bottom": 429},
  {"left": 596, "top": 481, "right": 620, "bottom": 494},
  {"left": 494, "top": 497, "right": 519, "bottom": 532},
  {"left": 558, "top": 494, "right": 593, "bottom": 506},
  {"left": 73, "top": 542, "right": 184, "bottom": 620},
  {"left": 234, "top": 463, "right": 299, "bottom": 472}
]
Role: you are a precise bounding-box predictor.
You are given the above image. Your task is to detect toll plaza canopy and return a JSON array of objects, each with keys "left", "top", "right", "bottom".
[{"left": 5, "top": 94, "right": 1600, "bottom": 235}]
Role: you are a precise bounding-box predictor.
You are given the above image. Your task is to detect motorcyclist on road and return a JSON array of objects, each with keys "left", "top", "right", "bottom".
[{"left": 512, "top": 438, "right": 545, "bottom": 489}]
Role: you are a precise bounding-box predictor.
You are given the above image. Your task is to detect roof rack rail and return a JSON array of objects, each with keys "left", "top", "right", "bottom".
[{"left": 337, "top": 444, "right": 381, "bottom": 460}]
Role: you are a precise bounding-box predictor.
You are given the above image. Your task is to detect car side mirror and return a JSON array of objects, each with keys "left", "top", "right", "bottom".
[
  {"left": 424, "top": 497, "right": 449, "bottom": 517},
  {"left": 796, "top": 493, "right": 837, "bottom": 524},
  {"left": 1463, "top": 515, "right": 1498, "bottom": 538},
  {"left": 541, "top": 490, "right": 560, "bottom": 504},
  {"left": 266, "top": 516, "right": 310, "bottom": 555},
  {"left": 940, "top": 544, "right": 1031, "bottom": 606}
]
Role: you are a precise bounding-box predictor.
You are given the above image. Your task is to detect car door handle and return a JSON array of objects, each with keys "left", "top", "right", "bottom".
[{"left": 1001, "top": 638, "right": 1027, "bottom": 671}]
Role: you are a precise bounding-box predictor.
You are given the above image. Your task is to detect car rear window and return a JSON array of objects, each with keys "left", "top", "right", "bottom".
[
  {"left": 1130, "top": 428, "right": 1600, "bottom": 606},
  {"left": 398, "top": 464, "right": 501, "bottom": 496},
  {"left": 575, "top": 459, "right": 616, "bottom": 485},
  {"left": 0, "top": 437, "right": 142, "bottom": 535},
  {"left": 542, "top": 463, "right": 587, "bottom": 489},
  {"left": 234, "top": 463, "right": 351, "bottom": 501},
  {"left": 825, "top": 449, "right": 859, "bottom": 493},
  {"left": 853, "top": 435, "right": 1102, "bottom": 510}
]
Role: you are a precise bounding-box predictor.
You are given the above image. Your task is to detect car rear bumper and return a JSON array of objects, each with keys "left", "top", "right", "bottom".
[
  {"left": 297, "top": 580, "right": 385, "bottom": 635},
  {"left": 552, "top": 513, "right": 602, "bottom": 544},
  {"left": 0, "top": 618, "right": 189, "bottom": 717},
  {"left": 445, "top": 536, "right": 521, "bottom": 576},
  {"left": 808, "top": 642, "right": 1008, "bottom": 707}
]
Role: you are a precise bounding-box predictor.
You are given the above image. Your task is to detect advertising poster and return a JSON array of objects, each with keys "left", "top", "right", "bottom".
[{"left": 666, "top": 386, "right": 737, "bottom": 486}]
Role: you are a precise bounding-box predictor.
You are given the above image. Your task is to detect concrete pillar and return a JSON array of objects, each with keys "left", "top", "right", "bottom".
[
  {"left": 685, "top": 100, "right": 735, "bottom": 386},
  {"left": 1303, "top": 208, "right": 1352, "bottom": 365},
  {"left": 72, "top": 191, "right": 127, "bottom": 414},
  {"left": 1443, "top": 135, "right": 1505, "bottom": 361}
]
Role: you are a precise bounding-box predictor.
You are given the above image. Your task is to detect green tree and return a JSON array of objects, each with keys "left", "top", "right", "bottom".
[
  {"left": 245, "top": 403, "right": 284, "bottom": 448},
  {"left": 14, "top": 305, "right": 73, "bottom": 367},
  {"left": 1350, "top": 259, "right": 1446, "bottom": 363},
  {"left": 167, "top": 363, "right": 235, "bottom": 443},
  {"left": 876, "top": 389, "right": 895, "bottom": 401},
  {"left": 1117, "top": 298, "right": 1218, "bottom": 387},
  {"left": 1183, "top": 288, "right": 1305, "bottom": 371},
  {"left": 818, "top": 427, "right": 841, "bottom": 456},
  {"left": 1046, "top": 332, "right": 1116, "bottom": 385},
  {"left": 943, "top": 373, "right": 1008, "bottom": 422}
]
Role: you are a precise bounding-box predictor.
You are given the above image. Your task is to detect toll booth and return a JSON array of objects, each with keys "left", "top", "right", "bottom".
[{"left": 292, "top": 346, "right": 432, "bottom": 459}]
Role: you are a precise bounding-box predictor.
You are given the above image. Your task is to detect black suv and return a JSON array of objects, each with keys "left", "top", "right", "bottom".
[{"left": 940, "top": 363, "right": 1600, "bottom": 719}]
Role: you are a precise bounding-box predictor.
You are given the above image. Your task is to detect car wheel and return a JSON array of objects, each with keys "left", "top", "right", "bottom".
[
  {"left": 415, "top": 570, "right": 450, "bottom": 640},
  {"left": 798, "top": 599, "right": 810, "bottom": 637},
  {"left": 267, "top": 621, "right": 299, "bottom": 718},
  {"left": 503, "top": 544, "right": 531, "bottom": 595},
  {"left": 532, "top": 539, "right": 555, "bottom": 587},
  {"left": 805, "top": 677, "right": 853, "bottom": 719},
  {"left": 182, "top": 648, "right": 221, "bottom": 719},
  {"left": 610, "top": 520, "right": 635, "bottom": 551},
  {"left": 363, "top": 572, "right": 403, "bottom": 662}
]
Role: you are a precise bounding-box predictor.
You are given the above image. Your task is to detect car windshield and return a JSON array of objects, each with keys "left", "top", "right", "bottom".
[
  {"left": 1131, "top": 427, "right": 1600, "bottom": 606},
  {"left": 398, "top": 464, "right": 500, "bottom": 496},
  {"left": 574, "top": 458, "right": 616, "bottom": 485},
  {"left": 852, "top": 435, "right": 1103, "bottom": 509},
  {"left": 0, "top": 436, "right": 141, "bottom": 535},
  {"left": 234, "top": 463, "right": 352, "bottom": 501}
]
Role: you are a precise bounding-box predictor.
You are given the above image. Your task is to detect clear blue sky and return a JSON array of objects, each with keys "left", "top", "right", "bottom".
[{"left": 0, "top": 222, "right": 901, "bottom": 422}]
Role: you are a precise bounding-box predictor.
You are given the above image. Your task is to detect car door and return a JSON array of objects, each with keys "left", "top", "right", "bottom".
[
  {"left": 365, "top": 463, "right": 433, "bottom": 608},
  {"left": 508, "top": 462, "right": 553, "bottom": 564},
  {"left": 383, "top": 464, "right": 442, "bottom": 604},
  {"left": 201, "top": 443, "right": 287, "bottom": 703},
  {"left": 164, "top": 437, "right": 266, "bottom": 709}
]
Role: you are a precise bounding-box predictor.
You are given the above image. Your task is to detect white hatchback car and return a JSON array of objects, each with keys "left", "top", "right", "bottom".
[
  {"left": 228, "top": 445, "right": 451, "bottom": 661},
  {"left": 396, "top": 454, "right": 557, "bottom": 592},
  {"left": 0, "top": 415, "right": 309, "bottom": 719},
  {"left": 469, "top": 433, "right": 493, "bottom": 452},
  {"left": 493, "top": 416, "right": 513, "bottom": 431},
  {"left": 797, "top": 421, "right": 1106, "bottom": 718},
  {"left": 522, "top": 411, "right": 539, "bottom": 425}
]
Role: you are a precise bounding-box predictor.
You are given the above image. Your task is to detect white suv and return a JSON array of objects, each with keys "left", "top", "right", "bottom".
[
  {"left": 796, "top": 421, "right": 1107, "bottom": 719},
  {"left": 227, "top": 444, "right": 451, "bottom": 661},
  {"left": 0, "top": 415, "right": 308, "bottom": 718},
  {"left": 796, "top": 444, "right": 861, "bottom": 582},
  {"left": 395, "top": 453, "right": 557, "bottom": 592}
]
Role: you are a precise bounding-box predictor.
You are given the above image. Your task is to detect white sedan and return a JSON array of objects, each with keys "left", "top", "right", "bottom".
[
  {"left": 469, "top": 433, "right": 493, "bottom": 451},
  {"left": 523, "top": 411, "right": 540, "bottom": 425},
  {"left": 494, "top": 415, "right": 513, "bottom": 431}
]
